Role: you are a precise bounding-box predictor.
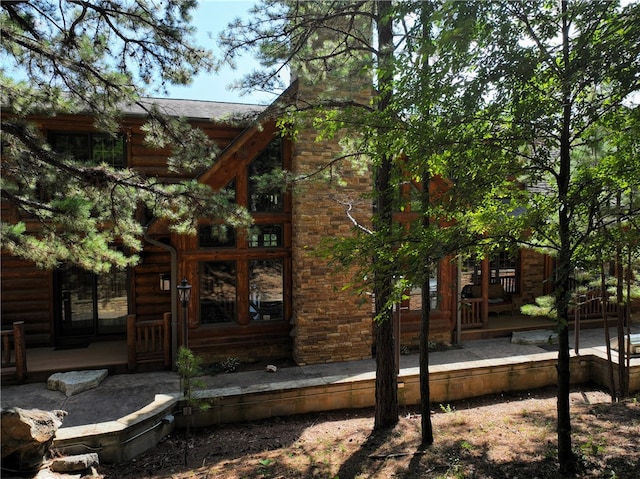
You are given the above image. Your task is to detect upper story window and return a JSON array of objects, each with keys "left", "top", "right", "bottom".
[
  {"left": 50, "top": 132, "right": 126, "bottom": 168},
  {"left": 199, "top": 224, "right": 236, "bottom": 248},
  {"left": 248, "top": 138, "right": 283, "bottom": 212},
  {"left": 249, "top": 224, "right": 283, "bottom": 248}
]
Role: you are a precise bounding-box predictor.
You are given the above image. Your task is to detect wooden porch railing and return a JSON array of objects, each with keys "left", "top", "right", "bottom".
[
  {"left": 573, "top": 290, "right": 619, "bottom": 319},
  {"left": 127, "top": 313, "right": 171, "bottom": 371},
  {"left": 1, "top": 321, "right": 27, "bottom": 382},
  {"left": 496, "top": 275, "right": 518, "bottom": 294},
  {"left": 460, "top": 299, "right": 484, "bottom": 329}
]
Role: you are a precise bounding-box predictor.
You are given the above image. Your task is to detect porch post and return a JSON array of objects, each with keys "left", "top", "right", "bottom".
[
  {"left": 127, "top": 314, "right": 136, "bottom": 370},
  {"left": 13, "top": 321, "right": 26, "bottom": 382},
  {"left": 481, "top": 256, "right": 490, "bottom": 327},
  {"left": 456, "top": 256, "right": 462, "bottom": 344}
]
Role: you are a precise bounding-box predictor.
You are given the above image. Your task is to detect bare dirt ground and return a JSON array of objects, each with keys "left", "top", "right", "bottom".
[{"left": 99, "top": 385, "right": 639, "bottom": 479}]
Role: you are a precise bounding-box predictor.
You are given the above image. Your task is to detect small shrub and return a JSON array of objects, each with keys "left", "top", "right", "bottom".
[
  {"left": 208, "top": 357, "right": 242, "bottom": 374},
  {"left": 460, "top": 440, "right": 474, "bottom": 452},
  {"left": 440, "top": 403, "right": 455, "bottom": 414},
  {"left": 579, "top": 437, "right": 606, "bottom": 457}
]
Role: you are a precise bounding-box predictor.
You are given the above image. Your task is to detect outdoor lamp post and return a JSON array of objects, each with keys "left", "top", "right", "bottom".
[{"left": 177, "top": 278, "right": 192, "bottom": 348}]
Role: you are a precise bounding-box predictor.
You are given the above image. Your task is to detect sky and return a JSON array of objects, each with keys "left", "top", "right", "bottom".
[{"left": 163, "top": 0, "right": 279, "bottom": 106}]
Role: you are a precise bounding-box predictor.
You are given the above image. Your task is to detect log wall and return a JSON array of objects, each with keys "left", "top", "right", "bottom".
[
  {"left": 0, "top": 112, "right": 246, "bottom": 347},
  {"left": 0, "top": 256, "right": 53, "bottom": 346}
]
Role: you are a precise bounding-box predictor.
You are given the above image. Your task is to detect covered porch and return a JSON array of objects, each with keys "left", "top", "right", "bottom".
[
  {"left": 4, "top": 312, "right": 621, "bottom": 386},
  {"left": 1, "top": 314, "right": 170, "bottom": 384}
]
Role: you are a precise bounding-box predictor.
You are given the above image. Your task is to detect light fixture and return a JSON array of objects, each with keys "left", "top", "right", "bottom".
[
  {"left": 177, "top": 278, "right": 192, "bottom": 305},
  {"left": 159, "top": 273, "right": 171, "bottom": 291}
]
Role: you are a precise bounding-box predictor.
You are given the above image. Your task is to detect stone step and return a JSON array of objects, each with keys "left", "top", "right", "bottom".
[
  {"left": 47, "top": 369, "right": 108, "bottom": 397},
  {"left": 610, "top": 334, "right": 640, "bottom": 355}
]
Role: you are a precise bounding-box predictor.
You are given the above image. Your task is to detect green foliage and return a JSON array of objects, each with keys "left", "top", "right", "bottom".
[
  {"left": 258, "top": 458, "right": 275, "bottom": 478},
  {"left": 439, "top": 403, "right": 455, "bottom": 414},
  {"left": 176, "top": 346, "right": 210, "bottom": 466},
  {"left": 521, "top": 295, "right": 558, "bottom": 320},
  {"left": 176, "top": 346, "right": 210, "bottom": 411},
  {"left": 0, "top": 1, "right": 256, "bottom": 272},
  {"left": 208, "top": 357, "right": 242, "bottom": 374},
  {"left": 460, "top": 440, "right": 474, "bottom": 452},
  {"left": 220, "top": 0, "right": 640, "bottom": 470},
  {"left": 578, "top": 437, "right": 606, "bottom": 458}
]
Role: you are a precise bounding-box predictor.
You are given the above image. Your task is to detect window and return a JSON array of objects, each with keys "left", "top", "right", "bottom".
[
  {"left": 461, "top": 251, "right": 520, "bottom": 294},
  {"left": 491, "top": 251, "right": 519, "bottom": 293},
  {"left": 199, "top": 224, "right": 236, "bottom": 248},
  {"left": 197, "top": 134, "right": 290, "bottom": 327},
  {"left": 249, "top": 224, "right": 283, "bottom": 248},
  {"left": 248, "top": 138, "right": 283, "bottom": 212},
  {"left": 249, "top": 259, "right": 284, "bottom": 321},
  {"left": 51, "top": 132, "right": 126, "bottom": 168},
  {"left": 405, "top": 269, "right": 439, "bottom": 312},
  {"left": 200, "top": 261, "right": 237, "bottom": 324}
]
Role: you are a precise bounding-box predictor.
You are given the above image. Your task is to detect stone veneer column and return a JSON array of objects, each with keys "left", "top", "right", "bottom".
[
  {"left": 290, "top": 81, "right": 373, "bottom": 365},
  {"left": 520, "top": 249, "right": 547, "bottom": 305}
]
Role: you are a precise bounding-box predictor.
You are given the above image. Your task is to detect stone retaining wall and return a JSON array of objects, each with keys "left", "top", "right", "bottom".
[{"left": 53, "top": 352, "right": 639, "bottom": 463}]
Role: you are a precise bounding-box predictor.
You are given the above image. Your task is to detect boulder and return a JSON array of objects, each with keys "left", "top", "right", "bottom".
[
  {"left": 1, "top": 407, "right": 67, "bottom": 472},
  {"left": 47, "top": 369, "right": 108, "bottom": 396},
  {"left": 49, "top": 453, "right": 99, "bottom": 473}
]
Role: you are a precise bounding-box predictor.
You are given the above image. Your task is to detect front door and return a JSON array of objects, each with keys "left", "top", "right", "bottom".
[{"left": 55, "top": 264, "right": 128, "bottom": 343}]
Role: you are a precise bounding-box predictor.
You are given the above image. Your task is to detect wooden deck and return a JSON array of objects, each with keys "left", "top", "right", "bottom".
[
  {"left": 1, "top": 340, "right": 130, "bottom": 385},
  {"left": 460, "top": 313, "right": 616, "bottom": 341}
]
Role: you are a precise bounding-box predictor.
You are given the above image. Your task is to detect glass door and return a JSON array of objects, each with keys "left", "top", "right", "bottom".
[
  {"left": 58, "top": 265, "right": 96, "bottom": 338},
  {"left": 56, "top": 264, "right": 128, "bottom": 342}
]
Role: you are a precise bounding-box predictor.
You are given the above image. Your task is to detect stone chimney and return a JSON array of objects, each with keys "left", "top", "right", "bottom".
[{"left": 289, "top": 6, "right": 374, "bottom": 364}]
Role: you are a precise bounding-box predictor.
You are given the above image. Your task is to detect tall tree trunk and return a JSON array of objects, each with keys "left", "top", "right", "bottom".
[
  {"left": 600, "top": 260, "right": 617, "bottom": 402},
  {"left": 556, "top": 2, "right": 577, "bottom": 474},
  {"left": 555, "top": 252, "right": 575, "bottom": 476},
  {"left": 418, "top": 1, "right": 435, "bottom": 448},
  {"left": 616, "top": 193, "right": 629, "bottom": 398},
  {"left": 626, "top": 247, "right": 632, "bottom": 391},
  {"left": 372, "top": 0, "right": 398, "bottom": 430},
  {"left": 419, "top": 174, "right": 434, "bottom": 447}
]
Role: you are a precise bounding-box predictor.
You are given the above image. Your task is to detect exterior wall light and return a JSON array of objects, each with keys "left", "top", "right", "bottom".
[
  {"left": 177, "top": 277, "right": 192, "bottom": 348},
  {"left": 159, "top": 273, "right": 171, "bottom": 291}
]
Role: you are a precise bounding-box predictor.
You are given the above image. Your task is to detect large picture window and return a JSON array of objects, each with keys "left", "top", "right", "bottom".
[
  {"left": 199, "top": 224, "right": 236, "bottom": 248},
  {"left": 249, "top": 224, "right": 283, "bottom": 248},
  {"left": 200, "top": 261, "right": 237, "bottom": 324},
  {"left": 196, "top": 133, "right": 290, "bottom": 327},
  {"left": 249, "top": 259, "right": 284, "bottom": 321}
]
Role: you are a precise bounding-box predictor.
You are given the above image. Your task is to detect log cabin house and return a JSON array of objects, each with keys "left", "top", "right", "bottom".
[{"left": 1, "top": 79, "right": 620, "bottom": 382}]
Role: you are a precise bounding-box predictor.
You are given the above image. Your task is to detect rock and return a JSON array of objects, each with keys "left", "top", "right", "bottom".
[
  {"left": 50, "top": 453, "right": 99, "bottom": 473},
  {"left": 265, "top": 364, "right": 278, "bottom": 372},
  {"left": 47, "top": 369, "right": 108, "bottom": 397},
  {"left": 34, "top": 465, "right": 102, "bottom": 478},
  {"left": 1, "top": 407, "right": 67, "bottom": 472}
]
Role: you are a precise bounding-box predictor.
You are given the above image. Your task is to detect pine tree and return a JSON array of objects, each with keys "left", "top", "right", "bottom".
[{"left": 1, "top": 0, "right": 252, "bottom": 272}]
